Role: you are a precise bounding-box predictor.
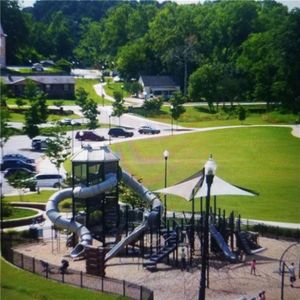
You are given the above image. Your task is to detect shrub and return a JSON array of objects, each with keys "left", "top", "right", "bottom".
[{"left": 2, "top": 202, "right": 13, "bottom": 217}]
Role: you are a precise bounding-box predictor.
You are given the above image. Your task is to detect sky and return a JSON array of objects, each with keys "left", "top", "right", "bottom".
[{"left": 20, "top": 0, "right": 300, "bottom": 11}]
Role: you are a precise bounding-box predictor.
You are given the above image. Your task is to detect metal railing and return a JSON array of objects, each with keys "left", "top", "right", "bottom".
[{"left": 4, "top": 246, "right": 153, "bottom": 300}]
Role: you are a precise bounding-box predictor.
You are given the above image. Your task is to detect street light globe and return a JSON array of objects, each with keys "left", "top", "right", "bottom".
[
  {"left": 205, "top": 155, "right": 217, "bottom": 176},
  {"left": 163, "top": 150, "right": 169, "bottom": 159},
  {"left": 79, "top": 131, "right": 84, "bottom": 137}
]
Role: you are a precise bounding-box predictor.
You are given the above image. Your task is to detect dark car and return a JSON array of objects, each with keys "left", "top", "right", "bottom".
[
  {"left": 138, "top": 126, "right": 161, "bottom": 135},
  {"left": 75, "top": 131, "right": 105, "bottom": 141},
  {"left": 3, "top": 154, "right": 35, "bottom": 164},
  {"left": 31, "top": 136, "right": 54, "bottom": 151},
  {"left": 1, "top": 159, "right": 36, "bottom": 172},
  {"left": 108, "top": 128, "right": 134, "bottom": 138},
  {"left": 4, "top": 167, "right": 36, "bottom": 178}
]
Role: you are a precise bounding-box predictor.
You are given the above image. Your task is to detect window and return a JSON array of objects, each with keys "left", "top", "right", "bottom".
[
  {"left": 46, "top": 84, "right": 51, "bottom": 91},
  {"left": 63, "top": 84, "right": 69, "bottom": 91}
]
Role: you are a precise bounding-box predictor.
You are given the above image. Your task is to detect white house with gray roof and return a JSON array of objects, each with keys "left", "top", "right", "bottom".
[{"left": 138, "top": 75, "right": 180, "bottom": 100}]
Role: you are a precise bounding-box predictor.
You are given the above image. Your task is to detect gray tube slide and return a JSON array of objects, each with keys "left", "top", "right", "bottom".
[
  {"left": 46, "top": 174, "right": 117, "bottom": 258},
  {"left": 105, "top": 170, "right": 163, "bottom": 261}
]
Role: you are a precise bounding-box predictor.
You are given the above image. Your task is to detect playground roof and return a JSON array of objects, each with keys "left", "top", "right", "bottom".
[
  {"left": 155, "top": 171, "right": 256, "bottom": 201},
  {"left": 72, "top": 146, "right": 119, "bottom": 163}
]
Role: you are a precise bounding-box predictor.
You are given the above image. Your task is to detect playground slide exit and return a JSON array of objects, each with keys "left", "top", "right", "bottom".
[
  {"left": 46, "top": 170, "right": 162, "bottom": 259},
  {"left": 210, "top": 224, "right": 237, "bottom": 262}
]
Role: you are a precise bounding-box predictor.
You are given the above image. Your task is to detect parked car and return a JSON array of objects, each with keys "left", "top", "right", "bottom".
[
  {"left": 3, "top": 154, "right": 35, "bottom": 164},
  {"left": 59, "top": 118, "right": 72, "bottom": 125},
  {"left": 108, "top": 128, "right": 134, "bottom": 138},
  {"left": 32, "top": 63, "right": 44, "bottom": 72},
  {"left": 32, "top": 173, "right": 66, "bottom": 188},
  {"left": 31, "top": 136, "right": 54, "bottom": 151},
  {"left": 0, "top": 159, "right": 36, "bottom": 172},
  {"left": 138, "top": 126, "right": 161, "bottom": 135},
  {"left": 3, "top": 167, "right": 36, "bottom": 178},
  {"left": 75, "top": 131, "right": 105, "bottom": 141}
]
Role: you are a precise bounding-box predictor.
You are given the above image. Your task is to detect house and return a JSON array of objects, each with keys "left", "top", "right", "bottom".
[
  {"left": 1, "top": 75, "right": 75, "bottom": 99},
  {"left": 138, "top": 75, "right": 180, "bottom": 100}
]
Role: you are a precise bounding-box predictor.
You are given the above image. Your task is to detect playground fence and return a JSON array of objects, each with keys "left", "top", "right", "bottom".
[{"left": 5, "top": 248, "right": 153, "bottom": 300}]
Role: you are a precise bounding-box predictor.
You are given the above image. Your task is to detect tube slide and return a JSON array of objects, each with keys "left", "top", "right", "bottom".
[
  {"left": 104, "top": 170, "right": 163, "bottom": 261},
  {"left": 210, "top": 224, "right": 236, "bottom": 262},
  {"left": 46, "top": 174, "right": 117, "bottom": 258}
]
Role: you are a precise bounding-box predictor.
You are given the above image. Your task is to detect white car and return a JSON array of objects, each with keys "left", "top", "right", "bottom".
[{"left": 34, "top": 173, "right": 66, "bottom": 188}]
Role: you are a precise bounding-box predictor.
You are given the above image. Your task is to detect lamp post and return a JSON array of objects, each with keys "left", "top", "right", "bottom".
[
  {"left": 70, "top": 120, "right": 75, "bottom": 155},
  {"left": 170, "top": 105, "right": 174, "bottom": 135},
  {"left": 108, "top": 114, "right": 112, "bottom": 145},
  {"left": 79, "top": 130, "right": 84, "bottom": 148},
  {"left": 199, "top": 155, "right": 217, "bottom": 300},
  {"left": 121, "top": 85, "right": 124, "bottom": 99},
  {"left": 163, "top": 150, "right": 169, "bottom": 224}
]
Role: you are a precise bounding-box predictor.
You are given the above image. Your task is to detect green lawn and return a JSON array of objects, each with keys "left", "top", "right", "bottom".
[
  {"left": 1, "top": 259, "right": 128, "bottom": 300},
  {"left": 8, "top": 111, "right": 80, "bottom": 123},
  {"left": 103, "top": 81, "right": 129, "bottom": 99},
  {"left": 135, "top": 106, "right": 299, "bottom": 128},
  {"left": 111, "top": 127, "right": 300, "bottom": 223},
  {"left": 3, "top": 191, "right": 58, "bottom": 204},
  {"left": 76, "top": 78, "right": 111, "bottom": 105},
  {"left": 4, "top": 208, "right": 37, "bottom": 220}
]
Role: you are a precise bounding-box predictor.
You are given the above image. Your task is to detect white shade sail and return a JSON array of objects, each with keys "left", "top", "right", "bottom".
[{"left": 155, "top": 174, "right": 256, "bottom": 201}]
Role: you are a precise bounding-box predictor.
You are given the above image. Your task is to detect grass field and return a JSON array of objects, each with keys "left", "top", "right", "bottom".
[
  {"left": 3, "top": 191, "right": 57, "bottom": 204},
  {"left": 76, "top": 78, "right": 111, "bottom": 105},
  {"left": 8, "top": 111, "right": 80, "bottom": 123},
  {"left": 103, "top": 81, "right": 129, "bottom": 99},
  {"left": 111, "top": 126, "right": 300, "bottom": 223},
  {"left": 3, "top": 208, "right": 37, "bottom": 220},
  {"left": 1, "top": 259, "right": 128, "bottom": 300},
  {"left": 136, "top": 106, "right": 299, "bottom": 128}
]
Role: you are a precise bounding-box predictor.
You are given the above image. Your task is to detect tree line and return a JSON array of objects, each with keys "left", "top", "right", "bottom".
[{"left": 1, "top": 0, "right": 300, "bottom": 112}]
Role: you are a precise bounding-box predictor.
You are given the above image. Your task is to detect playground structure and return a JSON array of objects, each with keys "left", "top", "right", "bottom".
[{"left": 46, "top": 146, "right": 264, "bottom": 275}]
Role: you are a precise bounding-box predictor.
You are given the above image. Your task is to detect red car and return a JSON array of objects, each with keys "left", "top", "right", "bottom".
[{"left": 75, "top": 131, "right": 105, "bottom": 141}]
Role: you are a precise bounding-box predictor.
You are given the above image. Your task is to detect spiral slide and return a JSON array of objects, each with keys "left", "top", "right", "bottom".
[
  {"left": 46, "top": 173, "right": 118, "bottom": 258},
  {"left": 46, "top": 170, "right": 162, "bottom": 260}
]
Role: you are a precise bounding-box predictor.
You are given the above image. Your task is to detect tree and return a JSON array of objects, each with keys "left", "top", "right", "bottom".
[
  {"left": 24, "top": 79, "right": 40, "bottom": 100},
  {"left": 82, "top": 100, "right": 98, "bottom": 129},
  {"left": 45, "top": 133, "right": 71, "bottom": 187},
  {"left": 119, "top": 179, "right": 147, "bottom": 209},
  {"left": 75, "top": 87, "right": 89, "bottom": 107},
  {"left": 188, "top": 63, "right": 222, "bottom": 111},
  {"left": 15, "top": 98, "right": 25, "bottom": 108},
  {"left": 112, "top": 91, "right": 126, "bottom": 125},
  {"left": 170, "top": 91, "right": 186, "bottom": 129},
  {"left": 142, "top": 97, "right": 163, "bottom": 115},
  {"left": 24, "top": 103, "right": 40, "bottom": 139},
  {"left": 0, "top": 0, "right": 29, "bottom": 64},
  {"left": 237, "top": 106, "right": 246, "bottom": 124},
  {"left": 6, "top": 172, "right": 34, "bottom": 201}
]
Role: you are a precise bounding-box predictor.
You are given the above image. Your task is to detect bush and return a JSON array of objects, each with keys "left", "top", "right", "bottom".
[
  {"left": 2, "top": 202, "right": 13, "bottom": 217},
  {"left": 242, "top": 223, "right": 300, "bottom": 240},
  {"left": 142, "top": 97, "right": 163, "bottom": 115}
]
